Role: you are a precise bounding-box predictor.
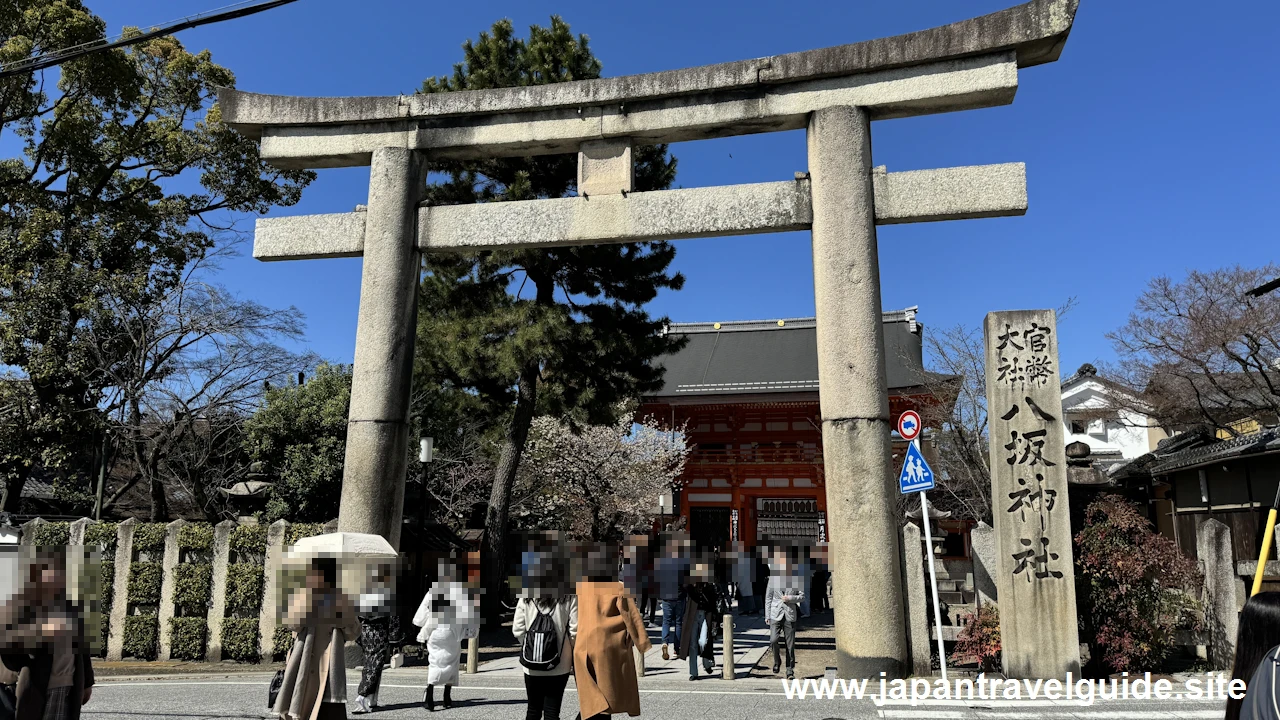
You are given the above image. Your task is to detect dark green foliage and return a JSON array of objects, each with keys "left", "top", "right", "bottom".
[
  {"left": 272, "top": 625, "right": 294, "bottom": 662},
  {"left": 416, "top": 16, "right": 683, "bottom": 428},
  {"left": 416, "top": 15, "right": 685, "bottom": 612},
  {"left": 122, "top": 615, "right": 158, "bottom": 660},
  {"left": 84, "top": 522, "right": 118, "bottom": 553},
  {"left": 100, "top": 560, "right": 115, "bottom": 609},
  {"left": 0, "top": 3, "right": 313, "bottom": 513},
  {"left": 172, "top": 563, "right": 212, "bottom": 615},
  {"left": 28, "top": 521, "right": 69, "bottom": 546},
  {"left": 225, "top": 563, "right": 264, "bottom": 616},
  {"left": 229, "top": 524, "right": 268, "bottom": 557},
  {"left": 177, "top": 523, "right": 213, "bottom": 552},
  {"left": 127, "top": 561, "right": 162, "bottom": 606},
  {"left": 1075, "top": 494, "right": 1202, "bottom": 672},
  {"left": 221, "top": 618, "right": 260, "bottom": 663},
  {"left": 285, "top": 522, "right": 325, "bottom": 547},
  {"left": 131, "top": 523, "right": 167, "bottom": 554},
  {"left": 244, "top": 364, "right": 351, "bottom": 523},
  {"left": 168, "top": 617, "right": 207, "bottom": 660}
]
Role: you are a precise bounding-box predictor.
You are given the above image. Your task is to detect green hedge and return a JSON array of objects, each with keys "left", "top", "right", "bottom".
[
  {"left": 221, "top": 618, "right": 260, "bottom": 663},
  {"left": 28, "top": 521, "right": 70, "bottom": 546},
  {"left": 169, "top": 617, "right": 207, "bottom": 660},
  {"left": 177, "top": 523, "right": 213, "bottom": 553},
  {"left": 123, "top": 615, "right": 158, "bottom": 660},
  {"left": 230, "top": 524, "right": 269, "bottom": 556},
  {"left": 84, "top": 522, "right": 118, "bottom": 553},
  {"left": 173, "top": 563, "right": 213, "bottom": 615},
  {"left": 225, "top": 563, "right": 265, "bottom": 616},
  {"left": 100, "top": 559, "right": 115, "bottom": 610},
  {"left": 132, "top": 523, "right": 167, "bottom": 554},
  {"left": 272, "top": 625, "right": 295, "bottom": 662},
  {"left": 128, "top": 561, "right": 162, "bottom": 606},
  {"left": 286, "top": 523, "right": 325, "bottom": 547}
]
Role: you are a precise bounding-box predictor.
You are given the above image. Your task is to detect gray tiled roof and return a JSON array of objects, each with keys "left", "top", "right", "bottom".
[
  {"left": 1109, "top": 427, "right": 1280, "bottom": 479},
  {"left": 645, "top": 309, "right": 933, "bottom": 400}
]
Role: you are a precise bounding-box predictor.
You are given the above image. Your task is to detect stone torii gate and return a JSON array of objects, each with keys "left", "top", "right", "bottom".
[{"left": 222, "top": 0, "right": 1077, "bottom": 678}]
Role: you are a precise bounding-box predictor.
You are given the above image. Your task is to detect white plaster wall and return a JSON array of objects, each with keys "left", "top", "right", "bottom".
[{"left": 1060, "top": 382, "right": 1154, "bottom": 460}]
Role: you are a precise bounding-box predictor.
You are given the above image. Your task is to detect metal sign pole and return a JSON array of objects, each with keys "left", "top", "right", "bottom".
[{"left": 916, "top": 439, "right": 948, "bottom": 682}]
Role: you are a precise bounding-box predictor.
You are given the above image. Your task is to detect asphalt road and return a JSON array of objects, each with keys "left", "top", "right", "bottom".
[{"left": 85, "top": 670, "right": 1230, "bottom": 720}]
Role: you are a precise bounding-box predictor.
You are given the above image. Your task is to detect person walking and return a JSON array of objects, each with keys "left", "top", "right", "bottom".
[
  {"left": 513, "top": 565, "right": 576, "bottom": 720},
  {"left": 574, "top": 545, "right": 650, "bottom": 720},
  {"left": 797, "top": 546, "right": 812, "bottom": 618},
  {"left": 655, "top": 535, "right": 689, "bottom": 661},
  {"left": 273, "top": 556, "right": 360, "bottom": 720},
  {"left": 731, "top": 542, "right": 756, "bottom": 615},
  {"left": 677, "top": 558, "right": 721, "bottom": 681},
  {"left": 1227, "top": 592, "right": 1280, "bottom": 720},
  {"left": 353, "top": 563, "right": 398, "bottom": 714},
  {"left": 765, "top": 550, "right": 803, "bottom": 680},
  {"left": 810, "top": 544, "right": 831, "bottom": 614},
  {"left": 0, "top": 547, "right": 96, "bottom": 720},
  {"left": 413, "top": 561, "right": 478, "bottom": 712}
]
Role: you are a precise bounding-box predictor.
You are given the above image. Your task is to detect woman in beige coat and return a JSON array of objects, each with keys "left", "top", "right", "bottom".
[
  {"left": 273, "top": 557, "right": 360, "bottom": 720},
  {"left": 573, "top": 547, "right": 651, "bottom": 720}
]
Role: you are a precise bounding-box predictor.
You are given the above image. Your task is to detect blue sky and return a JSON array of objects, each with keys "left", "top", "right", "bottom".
[{"left": 85, "top": 0, "right": 1280, "bottom": 374}]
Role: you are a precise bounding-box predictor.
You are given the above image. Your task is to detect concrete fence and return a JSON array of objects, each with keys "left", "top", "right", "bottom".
[{"left": 16, "top": 516, "right": 333, "bottom": 663}]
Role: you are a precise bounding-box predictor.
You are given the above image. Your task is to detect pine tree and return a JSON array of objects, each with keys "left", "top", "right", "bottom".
[{"left": 416, "top": 16, "right": 685, "bottom": 617}]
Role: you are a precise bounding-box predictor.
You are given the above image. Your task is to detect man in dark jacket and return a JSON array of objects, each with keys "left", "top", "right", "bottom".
[{"left": 677, "top": 557, "right": 723, "bottom": 681}]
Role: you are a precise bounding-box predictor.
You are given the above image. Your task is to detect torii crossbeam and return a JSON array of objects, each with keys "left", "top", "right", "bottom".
[{"left": 221, "top": 0, "right": 1077, "bottom": 679}]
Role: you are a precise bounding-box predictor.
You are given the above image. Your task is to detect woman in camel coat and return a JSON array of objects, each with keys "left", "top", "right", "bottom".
[
  {"left": 573, "top": 556, "right": 651, "bottom": 720},
  {"left": 273, "top": 557, "right": 360, "bottom": 720}
]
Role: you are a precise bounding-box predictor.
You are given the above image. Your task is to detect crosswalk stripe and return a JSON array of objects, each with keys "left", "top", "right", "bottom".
[{"left": 881, "top": 711, "right": 1223, "bottom": 719}]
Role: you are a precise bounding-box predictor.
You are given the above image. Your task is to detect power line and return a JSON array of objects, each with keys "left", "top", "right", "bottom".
[{"left": 0, "top": 0, "right": 300, "bottom": 79}]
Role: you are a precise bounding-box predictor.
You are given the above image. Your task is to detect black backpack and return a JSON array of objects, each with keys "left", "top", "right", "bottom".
[{"left": 519, "top": 601, "right": 563, "bottom": 671}]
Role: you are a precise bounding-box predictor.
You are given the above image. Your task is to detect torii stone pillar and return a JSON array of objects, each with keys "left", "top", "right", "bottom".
[
  {"left": 338, "top": 148, "right": 426, "bottom": 550},
  {"left": 809, "top": 105, "right": 905, "bottom": 675}
]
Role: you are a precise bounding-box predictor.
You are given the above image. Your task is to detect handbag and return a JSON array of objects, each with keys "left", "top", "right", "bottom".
[{"left": 267, "top": 668, "right": 284, "bottom": 709}]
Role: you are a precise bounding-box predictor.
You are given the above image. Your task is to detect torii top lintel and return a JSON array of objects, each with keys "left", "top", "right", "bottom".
[{"left": 219, "top": 0, "right": 1076, "bottom": 168}]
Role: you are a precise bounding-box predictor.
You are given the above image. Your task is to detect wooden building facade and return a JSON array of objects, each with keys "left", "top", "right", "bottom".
[{"left": 638, "top": 309, "right": 950, "bottom": 549}]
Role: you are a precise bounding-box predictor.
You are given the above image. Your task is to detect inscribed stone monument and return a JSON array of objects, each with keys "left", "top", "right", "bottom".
[{"left": 983, "top": 309, "right": 1080, "bottom": 678}]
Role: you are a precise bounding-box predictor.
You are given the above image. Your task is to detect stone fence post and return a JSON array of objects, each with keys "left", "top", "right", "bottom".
[
  {"left": 900, "top": 523, "right": 931, "bottom": 677},
  {"left": 206, "top": 520, "right": 237, "bottom": 662},
  {"left": 1198, "top": 519, "right": 1237, "bottom": 670},
  {"left": 970, "top": 521, "right": 999, "bottom": 607},
  {"left": 18, "top": 517, "right": 45, "bottom": 545},
  {"left": 69, "top": 518, "right": 91, "bottom": 547},
  {"left": 157, "top": 519, "right": 187, "bottom": 661},
  {"left": 106, "top": 518, "right": 138, "bottom": 661},
  {"left": 259, "top": 519, "right": 289, "bottom": 663}
]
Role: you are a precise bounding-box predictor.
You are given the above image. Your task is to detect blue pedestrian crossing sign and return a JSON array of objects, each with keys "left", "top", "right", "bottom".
[{"left": 898, "top": 441, "right": 935, "bottom": 494}]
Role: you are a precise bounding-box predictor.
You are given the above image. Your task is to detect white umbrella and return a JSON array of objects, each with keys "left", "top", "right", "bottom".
[
  {"left": 279, "top": 532, "right": 398, "bottom": 608},
  {"left": 285, "top": 532, "right": 396, "bottom": 560}
]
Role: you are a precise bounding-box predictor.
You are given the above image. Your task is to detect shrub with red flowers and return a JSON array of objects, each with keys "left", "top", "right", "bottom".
[
  {"left": 1075, "top": 494, "right": 1201, "bottom": 672},
  {"left": 951, "top": 603, "right": 1001, "bottom": 672}
]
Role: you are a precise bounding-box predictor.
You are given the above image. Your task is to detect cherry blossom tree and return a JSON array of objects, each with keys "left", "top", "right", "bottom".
[{"left": 517, "top": 409, "right": 687, "bottom": 541}]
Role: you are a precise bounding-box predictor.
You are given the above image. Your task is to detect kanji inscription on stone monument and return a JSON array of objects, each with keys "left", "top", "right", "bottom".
[{"left": 984, "top": 309, "right": 1080, "bottom": 679}]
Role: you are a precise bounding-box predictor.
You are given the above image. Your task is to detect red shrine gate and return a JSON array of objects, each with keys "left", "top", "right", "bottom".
[{"left": 639, "top": 310, "right": 953, "bottom": 548}]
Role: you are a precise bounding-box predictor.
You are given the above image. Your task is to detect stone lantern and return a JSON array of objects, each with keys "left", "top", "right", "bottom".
[{"left": 222, "top": 461, "right": 274, "bottom": 522}]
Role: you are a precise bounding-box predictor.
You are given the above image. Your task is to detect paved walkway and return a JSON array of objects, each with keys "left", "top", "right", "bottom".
[{"left": 473, "top": 608, "right": 774, "bottom": 681}]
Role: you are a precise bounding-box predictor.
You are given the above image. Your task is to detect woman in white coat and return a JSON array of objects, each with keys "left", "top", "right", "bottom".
[{"left": 412, "top": 561, "right": 478, "bottom": 711}]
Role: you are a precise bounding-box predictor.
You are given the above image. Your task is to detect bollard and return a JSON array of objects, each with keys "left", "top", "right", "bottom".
[
  {"left": 722, "top": 613, "right": 735, "bottom": 680},
  {"left": 466, "top": 636, "right": 479, "bottom": 674}
]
